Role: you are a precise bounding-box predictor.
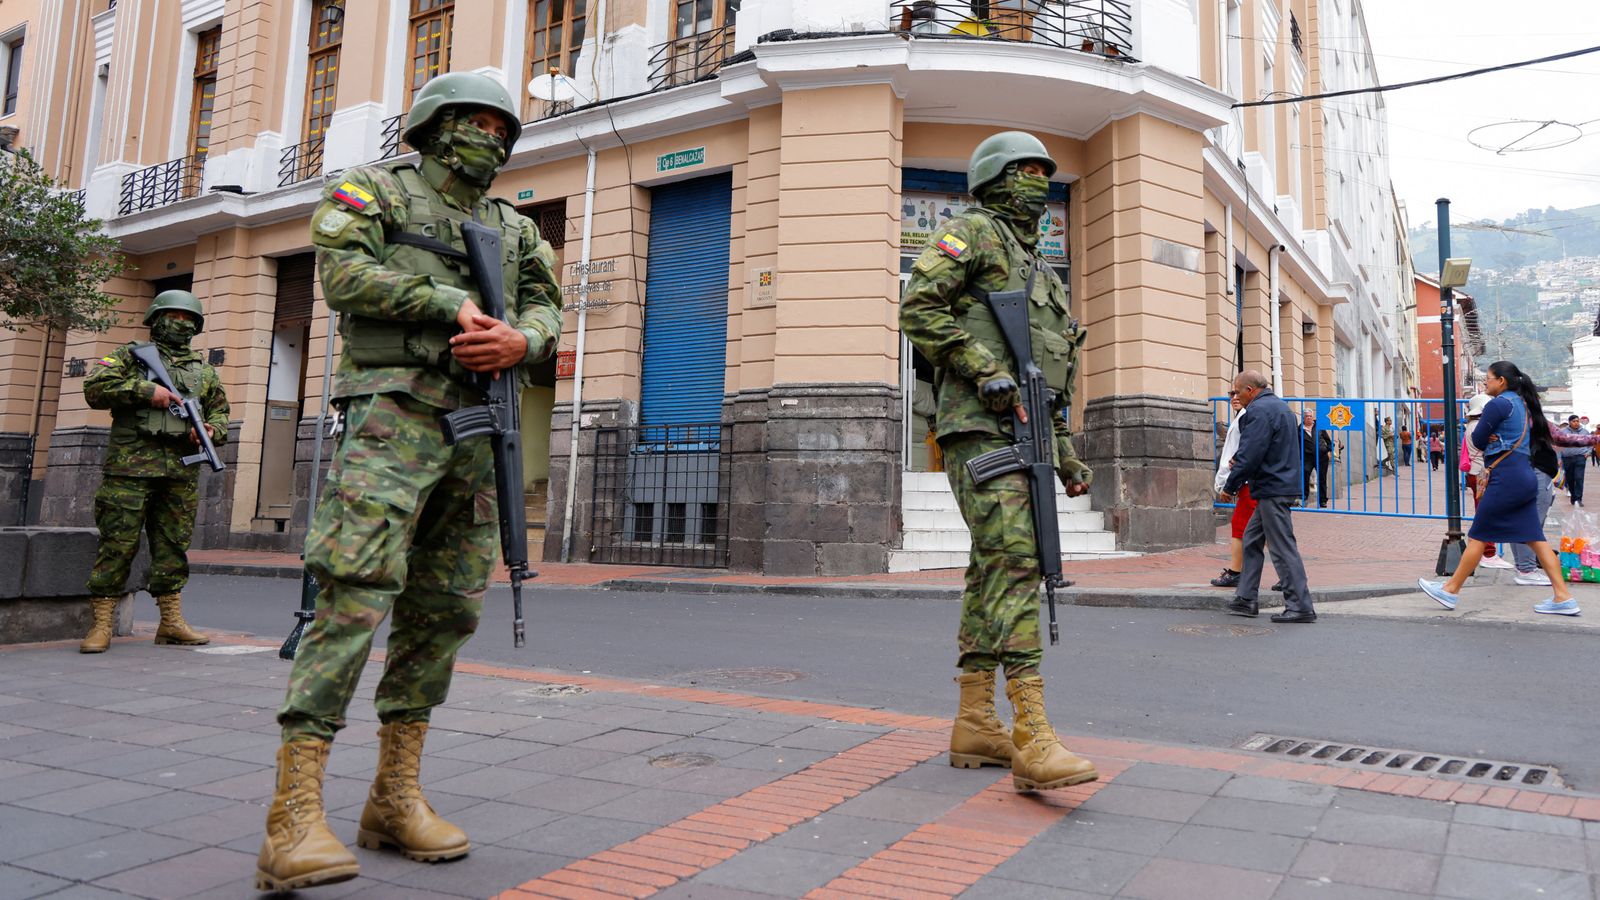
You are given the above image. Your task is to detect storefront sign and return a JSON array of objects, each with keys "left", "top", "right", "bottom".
[
  {"left": 900, "top": 192, "right": 1068, "bottom": 263},
  {"left": 656, "top": 147, "right": 705, "bottom": 173}
]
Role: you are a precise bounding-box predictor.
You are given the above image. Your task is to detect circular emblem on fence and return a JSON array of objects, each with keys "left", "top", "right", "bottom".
[{"left": 1327, "top": 403, "right": 1354, "bottom": 429}]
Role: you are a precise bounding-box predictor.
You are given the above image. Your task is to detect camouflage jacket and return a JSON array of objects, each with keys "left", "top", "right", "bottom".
[
  {"left": 309, "top": 162, "right": 563, "bottom": 410},
  {"left": 84, "top": 342, "right": 230, "bottom": 479},
  {"left": 899, "top": 207, "right": 1086, "bottom": 469}
]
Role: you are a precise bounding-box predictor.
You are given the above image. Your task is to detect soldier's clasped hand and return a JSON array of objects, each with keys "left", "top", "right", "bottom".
[
  {"left": 978, "top": 373, "right": 1026, "bottom": 422},
  {"left": 450, "top": 314, "right": 529, "bottom": 377},
  {"left": 149, "top": 384, "right": 181, "bottom": 410}
]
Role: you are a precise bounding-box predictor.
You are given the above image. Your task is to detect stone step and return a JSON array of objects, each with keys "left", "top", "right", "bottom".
[
  {"left": 900, "top": 527, "right": 1117, "bottom": 554},
  {"left": 902, "top": 507, "right": 1104, "bottom": 533},
  {"left": 902, "top": 487, "right": 1094, "bottom": 513},
  {"left": 886, "top": 547, "right": 1137, "bottom": 573}
]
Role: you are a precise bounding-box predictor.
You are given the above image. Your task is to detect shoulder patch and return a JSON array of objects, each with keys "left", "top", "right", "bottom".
[
  {"left": 317, "top": 209, "right": 355, "bottom": 237},
  {"left": 935, "top": 233, "right": 968, "bottom": 259},
  {"left": 332, "top": 181, "right": 376, "bottom": 212},
  {"left": 98, "top": 356, "right": 116, "bottom": 366}
]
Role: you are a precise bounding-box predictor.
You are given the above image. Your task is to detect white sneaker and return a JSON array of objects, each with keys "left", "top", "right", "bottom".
[
  {"left": 1514, "top": 571, "right": 1553, "bottom": 586},
  {"left": 1479, "top": 553, "right": 1515, "bottom": 570}
]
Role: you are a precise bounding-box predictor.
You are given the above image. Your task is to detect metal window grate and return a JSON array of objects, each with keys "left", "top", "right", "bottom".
[
  {"left": 1237, "top": 734, "right": 1563, "bottom": 788},
  {"left": 380, "top": 113, "right": 408, "bottom": 159},
  {"left": 278, "top": 136, "right": 325, "bottom": 186},
  {"left": 117, "top": 155, "right": 204, "bottom": 215},
  {"left": 590, "top": 422, "right": 730, "bottom": 567},
  {"left": 889, "top": 0, "right": 1134, "bottom": 58}
]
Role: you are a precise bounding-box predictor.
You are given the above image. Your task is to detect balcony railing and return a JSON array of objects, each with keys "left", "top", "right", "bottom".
[
  {"left": 890, "top": 0, "right": 1133, "bottom": 57},
  {"left": 66, "top": 189, "right": 86, "bottom": 209},
  {"left": 647, "top": 23, "right": 737, "bottom": 90},
  {"left": 380, "top": 114, "right": 409, "bottom": 159},
  {"left": 278, "top": 136, "right": 325, "bottom": 187},
  {"left": 118, "top": 155, "right": 203, "bottom": 215}
]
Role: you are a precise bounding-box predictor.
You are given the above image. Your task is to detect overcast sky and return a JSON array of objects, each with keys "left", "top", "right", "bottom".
[{"left": 1359, "top": 0, "right": 1600, "bottom": 233}]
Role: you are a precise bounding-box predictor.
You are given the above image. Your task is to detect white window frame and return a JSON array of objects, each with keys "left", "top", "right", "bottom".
[
  {"left": 168, "top": 16, "right": 225, "bottom": 162},
  {"left": 0, "top": 26, "right": 25, "bottom": 121}
]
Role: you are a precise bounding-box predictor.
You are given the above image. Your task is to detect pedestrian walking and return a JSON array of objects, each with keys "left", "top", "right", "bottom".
[
  {"left": 1317, "top": 424, "right": 1338, "bottom": 507},
  {"left": 1211, "top": 393, "right": 1251, "bottom": 588},
  {"left": 1559, "top": 414, "right": 1588, "bottom": 506},
  {"left": 1217, "top": 371, "right": 1316, "bottom": 623},
  {"left": 1419, "top": 362, "right": 1577, "bottom": 616},
  {"left": 1429, "top": 430, "right": 1444, "bottom": 471},
  {"left": 78, "top": 290, "right": 229, "bottom": 653},
  {"left": 257, "top": 73, "right": 563, "bottom": 892},
  {"left": 900, "top": 131, "right": 1098, "bottom": 793},
  {"left": 1299, "top": 410, "right": 1318, "bottom": 504},
  {"left": 1399, "top": 424, "right": 1414, "bottom": 467}
]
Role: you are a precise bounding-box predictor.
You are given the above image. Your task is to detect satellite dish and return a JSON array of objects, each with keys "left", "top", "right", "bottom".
[{"left": 529, "top": 72, "right": 579, "bottom": 103}]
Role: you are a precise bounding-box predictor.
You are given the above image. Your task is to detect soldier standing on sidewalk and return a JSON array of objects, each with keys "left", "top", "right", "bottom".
[
  {"left": 255, "top": 72, "right": 562, "bottom": 892},
  {"left": 899, "top": 132, "right": 1098, "bottom": 793},
  {"left": 79, "top": 290, "right": 228, "bottom": 654}
]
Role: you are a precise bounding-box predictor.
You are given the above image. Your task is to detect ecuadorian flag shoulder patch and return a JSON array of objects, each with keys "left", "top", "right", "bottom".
[
  {"left": 98, "top": 356, "right": 116, "bottom": 366},
  {"left": 935, "top": 233, "right": 968, "bottom": 259},
  {"left": 332, "top": 181, "right": 376, "bottom": 212}
]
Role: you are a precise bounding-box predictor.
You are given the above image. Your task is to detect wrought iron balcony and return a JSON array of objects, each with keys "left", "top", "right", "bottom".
[
  {"left": 647, "top": 23, "right": 737, "bottom": 91},
  {"left": 117, "top": 155, "right": 204, "bottom": 216},
  {"left": 891, "top": 0, "right": 1133, "bottom": 57},
  {"left": 278, "top": 136, "right": 325, "bottom": 187},
  {"left": 380, "top": 113, "right": 409, "bottom": 159},
  {"left": 66, "top": 189, "right": 86, "bottom": 209}
]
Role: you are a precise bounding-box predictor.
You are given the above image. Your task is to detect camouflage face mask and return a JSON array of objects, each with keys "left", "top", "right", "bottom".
[
  {"left": 982, "top": 167, "right": 1049, "bottom": 225},
  {"left": 151, "top": 317, "right": 197, "bottom": 348},
  {"left": 439, "top": 119, "right": 509, "bottom": 187}
]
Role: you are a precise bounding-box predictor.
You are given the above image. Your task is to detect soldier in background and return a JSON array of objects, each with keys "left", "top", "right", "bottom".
[
  {"left": 256, "top": 72, "right": 561, "bottom": 892},
  {"left": 899, "top": 132, "right": 1098, "bottom": 793},
  {"left": 79, "top": 290, "right": 228, "bottom": 653}
]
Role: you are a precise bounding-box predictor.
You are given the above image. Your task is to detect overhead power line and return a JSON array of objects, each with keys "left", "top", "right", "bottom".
[{"left": 1233, "top": 44, "right": 1600, "bottom": 109}]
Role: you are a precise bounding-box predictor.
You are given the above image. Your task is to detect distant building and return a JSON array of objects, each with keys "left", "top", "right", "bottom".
[{"left": 1414, "top": 274, "right": 1483, "bottom": 430}]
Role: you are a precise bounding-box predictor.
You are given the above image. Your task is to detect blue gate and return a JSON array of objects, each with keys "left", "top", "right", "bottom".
[{"left": 1211, "top": 396, "right": 1473, "bottom": 520}]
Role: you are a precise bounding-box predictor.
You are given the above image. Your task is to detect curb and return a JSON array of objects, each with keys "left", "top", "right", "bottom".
[{"left": 192, "top": 563, "right": 1423, "bottom": 609}]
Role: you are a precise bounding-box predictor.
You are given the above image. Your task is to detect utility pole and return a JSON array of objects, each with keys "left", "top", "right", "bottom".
[{"left": 1436, "top": 199, "right": 1466, "bottom": 575}]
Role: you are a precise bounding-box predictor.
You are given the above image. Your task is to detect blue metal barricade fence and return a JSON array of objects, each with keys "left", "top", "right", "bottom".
[{"left": 1210, "top": 396, "right": 1473, "bottom": 521}]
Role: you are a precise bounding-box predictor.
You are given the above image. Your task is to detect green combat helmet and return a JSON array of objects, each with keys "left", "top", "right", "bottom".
[
  {"left": 403, "top": 72, "right": 523, "bottom": 151},
  {"left": 145, "top": 289, "right": 205, "bottom": 333},
  {"left": 968, "top": 131, "right": 1057, "bottom": 194}
]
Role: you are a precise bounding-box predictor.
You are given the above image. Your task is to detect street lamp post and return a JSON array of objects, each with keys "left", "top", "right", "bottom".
[{"left": 1435, "top": 199, "right": 1471, "bottom": 574}]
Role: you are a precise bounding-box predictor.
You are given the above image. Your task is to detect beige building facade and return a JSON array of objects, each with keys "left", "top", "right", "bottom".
[{"left": 0, "top": 0, "right": 1413, "bottom": 574}]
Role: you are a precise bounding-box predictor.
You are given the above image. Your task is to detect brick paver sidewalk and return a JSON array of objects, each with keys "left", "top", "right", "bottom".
[
  {"left": 2, "top": 629, "right": 1597, "bottom": 898},
  {"left": 191, "top": 512, "right": 1456, "bottom": 596}
]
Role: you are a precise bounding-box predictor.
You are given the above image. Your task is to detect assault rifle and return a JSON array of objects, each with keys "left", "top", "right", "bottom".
[
  {"left": 961, "top": 264, "right": 1069, "bottom": 645},
  {"left": 130, "top": 344, "right": 225, "bottom": 473},
  {"left": 440, "top": 220, "right": 535, "bottom": 648}
]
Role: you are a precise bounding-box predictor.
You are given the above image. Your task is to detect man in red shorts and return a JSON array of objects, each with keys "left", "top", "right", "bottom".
[{"left": 1211, "top": 392, "right": 1256, "bottom": 587}]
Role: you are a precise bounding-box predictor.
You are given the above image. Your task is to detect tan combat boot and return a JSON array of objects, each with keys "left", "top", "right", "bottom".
[
  {"left": 949, "top": 671, "right": 1014, "bottom": 768},
  {"left": 153, "top": 592, "right": 209, "bottom": 645},
  {"left": 256, "top": 739, "right": 360, "bottom": 892},
  {"left": 79, "top": 597, "right": 119, "bottom": 654},
  {"left": 358, "top": 722, "right": 470, "bottom": 862},
  {"left": 1005, "top": 675, "right": 1099, "bottom": 792}
]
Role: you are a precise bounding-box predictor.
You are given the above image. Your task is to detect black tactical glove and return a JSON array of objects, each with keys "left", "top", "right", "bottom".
[{"left": 979, "top": 373, "right": 1021, "bottom": 413}]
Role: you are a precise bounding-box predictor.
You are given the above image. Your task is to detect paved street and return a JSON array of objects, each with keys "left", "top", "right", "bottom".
[{"left": 2, "top": 563, "right": 1599, "bottom": 898}]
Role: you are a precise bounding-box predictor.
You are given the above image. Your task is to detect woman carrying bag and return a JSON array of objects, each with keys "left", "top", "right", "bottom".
[{"left": 1419, "top": 361, "right": 1579, "bottom": 616}]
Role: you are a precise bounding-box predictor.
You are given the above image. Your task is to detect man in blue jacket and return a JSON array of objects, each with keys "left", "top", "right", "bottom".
[{"left": 1217, "top": 371, "right": 1317, "bottom": 623}]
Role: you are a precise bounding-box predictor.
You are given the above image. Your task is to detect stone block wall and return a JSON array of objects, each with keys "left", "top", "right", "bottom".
[{"left": 1080, "top": 394, "right": 1216, "bottom": 552}]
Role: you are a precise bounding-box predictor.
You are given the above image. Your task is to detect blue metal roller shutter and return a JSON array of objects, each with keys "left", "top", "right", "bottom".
[{"left": 640, "top": 173, "right": 733, "bottom": 427}]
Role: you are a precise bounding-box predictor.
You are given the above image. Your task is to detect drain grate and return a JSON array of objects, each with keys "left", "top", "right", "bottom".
[
  {"left": 1237, "top": 734, "right": 1563, "bottom": 788},
  {"left": 519, "top": 684, "right": 589, "bottom": 697},
  {"left": 679, "top": 667, "right": 807, "bottom": 686},
  {"left": 1168, "top": 623, "right": 1275, "bottom": 637},
  {"left": 649, "top": 752, "right": 717, "bottom": 769}
]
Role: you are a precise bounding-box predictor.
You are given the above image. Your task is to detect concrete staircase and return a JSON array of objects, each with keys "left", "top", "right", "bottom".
[{"left": 889, "top": 471, "right": 1129, "bottom": 572}]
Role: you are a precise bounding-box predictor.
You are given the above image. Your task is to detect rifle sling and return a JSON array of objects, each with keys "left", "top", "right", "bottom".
[{"left": 385, "top": 230, "right": 470, "bottom": 262}]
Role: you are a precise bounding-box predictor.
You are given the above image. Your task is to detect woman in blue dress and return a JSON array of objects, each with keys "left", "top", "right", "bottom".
[{"left": 1419, "top": 360, "right": 1579, "bottom": 615}]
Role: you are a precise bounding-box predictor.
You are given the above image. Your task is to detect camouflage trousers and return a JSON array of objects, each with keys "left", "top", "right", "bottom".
[
  {"left": 86, "top": 473, "right": 199, "bottom": 596},
  {"left": 279, "top": 391, "right": 497, "bottom": 743},
  {"left": 943, "top": 433, "right": 1045, "bottom": 679}
]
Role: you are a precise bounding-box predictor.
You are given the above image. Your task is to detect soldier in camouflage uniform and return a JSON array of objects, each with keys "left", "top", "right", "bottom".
[
  {"left": 79, "top": 289, "right": 228, "bottom": 654},
  {"left": 256, "top": 73, "right": 562, "bottom": 892},
  {"left": 899, "top": 132, "right": 1098, "bottom": 793}
]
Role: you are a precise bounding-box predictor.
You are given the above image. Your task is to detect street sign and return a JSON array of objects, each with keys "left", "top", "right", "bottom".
[
  {"left": 656, "top": 147, "right": 705, "bottom": 173},
  {"left": 516, "top": 189, "right": 534, "bottom": 201}
]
